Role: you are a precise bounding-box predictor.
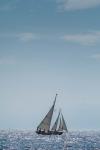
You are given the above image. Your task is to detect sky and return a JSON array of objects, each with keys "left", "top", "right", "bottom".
[{"left": 0, "top": 0, "right": 100, "bottom": 130}]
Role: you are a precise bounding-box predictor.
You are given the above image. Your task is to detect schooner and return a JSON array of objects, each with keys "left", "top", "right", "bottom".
[{"left": 36, "top": 94, "right": 68, "bottom": 135}]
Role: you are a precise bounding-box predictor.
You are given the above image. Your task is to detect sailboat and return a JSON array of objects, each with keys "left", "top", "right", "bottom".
[{"left": 36, "top": 94, "right": 68, "bottom": 135}]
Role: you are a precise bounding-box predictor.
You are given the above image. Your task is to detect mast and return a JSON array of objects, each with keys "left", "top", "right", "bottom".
[
  {"left": 37, "top": 94, "right": 57, "bottom": 132},
  {"left": 51, "top": 109, "right": 60, "bottom": 131}
]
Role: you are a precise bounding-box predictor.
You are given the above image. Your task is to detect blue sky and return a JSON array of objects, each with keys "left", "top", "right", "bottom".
[{"left": 0, "top": 0, "right": 100, "bottom": 130}]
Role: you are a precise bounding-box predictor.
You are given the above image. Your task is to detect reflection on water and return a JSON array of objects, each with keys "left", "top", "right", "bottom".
[{"left": 0, "top": 130, "right": 100, "bottom": 150}]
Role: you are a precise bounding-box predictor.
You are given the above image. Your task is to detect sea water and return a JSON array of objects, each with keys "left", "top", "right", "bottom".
[{"left": 0, "top": 130, "right": 100, "bottom": 150}]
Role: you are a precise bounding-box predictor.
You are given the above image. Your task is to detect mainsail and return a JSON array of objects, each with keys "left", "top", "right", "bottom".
[
  {"left": 51, "top": 110, "right": 60, "bottom": 131},
  {"left": 37, "top": 94, "right": 57, "bottom": 132}
]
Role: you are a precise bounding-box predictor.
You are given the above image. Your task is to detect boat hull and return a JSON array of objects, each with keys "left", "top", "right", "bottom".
[{"left": 36, "top": 130, "right": 63, "bottom": 135}]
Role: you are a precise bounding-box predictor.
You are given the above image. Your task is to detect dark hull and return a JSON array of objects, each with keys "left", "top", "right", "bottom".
[{"left": 36, "top": 130, "right": 63, "bottom": 135}]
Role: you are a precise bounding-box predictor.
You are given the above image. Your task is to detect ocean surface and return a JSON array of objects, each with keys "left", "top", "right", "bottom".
[{"left": 0, "top": 130, "right": 100, "bottom": 150}]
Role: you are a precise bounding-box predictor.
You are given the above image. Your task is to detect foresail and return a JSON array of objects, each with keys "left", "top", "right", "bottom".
[
  {"left": 51, "top": 111, "right": 60, "bottom": 131},
  {"left": 58, "top": 117, "right": 63, "bottom": 131},
  {"left": 37, "top": 94, "right": 57, "bottom": 132},
  {"left": 62, "top": 114, "right": 68, "bottom": 132}
]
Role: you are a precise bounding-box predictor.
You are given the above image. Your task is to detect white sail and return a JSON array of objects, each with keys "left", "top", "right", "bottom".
[
  {"left": 57, "top": 113, "right": 68, "bottom": 132},
  {"left": 61, "top": 114, "right": 68, "bottom": 132},
  {"left": 51, "top": 110, "right": 60, "bottom": 131},
  {"left": 58, "top": 117, "right": 63, "bottom": 131},
  {"left": 37, "top": 94, "right": 57, "bottom": 132}
]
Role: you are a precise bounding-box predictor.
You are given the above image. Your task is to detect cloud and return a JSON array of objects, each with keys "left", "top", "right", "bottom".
[
  {"left": 62, "top": 31, "right": 100, "bottom": 46},
  {"left": 17, "top": 33, "right": 40, "bottom": 42},
  {"left": 0, "top": 5, "right": 13, "bottom": 11},
  {"left": 0, "top": 0, "right": 19, "bottom": 11},
  {"left": 0, "top": 0, "right": 20, "bottom": 11},
  {"left": 0, "top": 57, "right": 16, "bottom": 65},
  {"left": 0, "top": 32, "right": 40, "bottom": 42},
  {"left": 57, "top": 0, "right": 100, "bottom": 11},
  {"left": 91, "top": 54, "right": 100, "bottom": 60}
]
